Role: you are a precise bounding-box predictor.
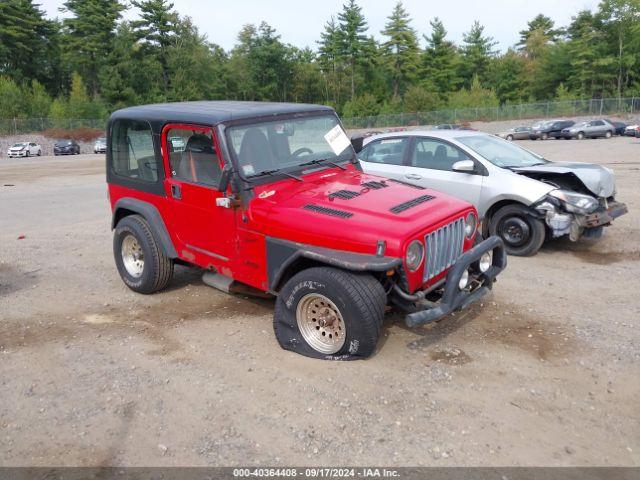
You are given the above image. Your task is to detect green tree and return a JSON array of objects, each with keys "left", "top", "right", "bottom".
[
  {"left": 448, "top": 76, "right": 499, "bottom": 109},
  {"left": 0, "top": 0, "right": 59, "bottom": 90},
  {"left": 61, "top": 0, "right": 126, "bottom": 95},
  {"left": 337, "top": 0, "right": 369, "bottom": 100},
  {"left": 26, "top": 80, "right": 53, "bottom": 117},
  {"left": 0, "top": 76, "right": 25, "bottom": 118},
  {"left": 517, "top": 14, "right": 562, "bottom": 48},
  {"left": 459, "top": 21, "right": 497, "bottom": 87},
  {"left": 597, "top": 0, "right": 640, "bottom": 98},
  {"left": 381, "top": 1, "right": 419, "bottom": 97},
  {"left": 421, "top": 18, "right": 460, "bottom": 99},
  {"left": 488, "top": 50, "right": 527, "bottom": 103},
  {"left": 131, "top": 0, "right": 177, "bottom": 90},
  {"left": 342, "top": 92, "right": 380, "bottom": 118},
  {"left": 402, "top": 85, "right": 440, "bottom": 112}
]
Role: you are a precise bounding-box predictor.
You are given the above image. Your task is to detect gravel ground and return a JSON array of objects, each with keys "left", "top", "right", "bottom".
[{"left": 0, "top": 136, "right": 639, "bottom": 466}]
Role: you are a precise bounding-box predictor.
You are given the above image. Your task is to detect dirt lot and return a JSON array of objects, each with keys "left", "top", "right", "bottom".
[{"left": 1, "top": 136, "right": 639, "bottom": 467}]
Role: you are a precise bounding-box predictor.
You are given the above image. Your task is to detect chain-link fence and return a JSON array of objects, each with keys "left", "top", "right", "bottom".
[
  {"left": 2, "top": 97, "right": 640, "bottom": 135},
  {"left": 0, "top": 117, "right": 106, "bottom": 136},
  {"left": 342, "top": 97, "right": 640, "bottom": 129}
]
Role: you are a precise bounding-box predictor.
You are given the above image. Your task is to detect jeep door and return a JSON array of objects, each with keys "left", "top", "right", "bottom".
[
  {"left": 402, "top": 136, "right": 483, "bottom": 207},
  {"left": 161, "top": 124, "right": 237, "bottom": 266}
]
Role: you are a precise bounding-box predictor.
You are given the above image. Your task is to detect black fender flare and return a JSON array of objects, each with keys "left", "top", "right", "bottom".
[
  {"left": 112, "top": 197, "right": 177, "bottom": 258},
  {"left": 267, "top": 237, "right": 401, "bottom": 293}
]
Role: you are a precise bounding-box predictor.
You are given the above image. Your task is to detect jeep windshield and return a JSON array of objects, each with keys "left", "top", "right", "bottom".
[
  {"left": 456, "top": 134, "right": 548, "bottom": 168},
  {"left": 226, "top": 114, "right": 354, "bottom": 179}
]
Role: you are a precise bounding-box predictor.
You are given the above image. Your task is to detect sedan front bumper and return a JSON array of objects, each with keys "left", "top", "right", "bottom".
[{"left": 403, "top": 236, "right": 507, "bottom": 327}]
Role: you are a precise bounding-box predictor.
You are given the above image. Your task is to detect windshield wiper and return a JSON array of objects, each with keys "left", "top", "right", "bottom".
[
  {"left": 251, "top": 169, "right": 303, "bottom": 181},
  {"left": 299, "top": 157, "right": 347, "bottom": 170}
]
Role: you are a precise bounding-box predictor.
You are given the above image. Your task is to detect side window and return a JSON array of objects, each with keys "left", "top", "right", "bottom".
[
  {"left": 593, "top": 120, "right": 604, "bottom": 126},
  {"left": 358, "top": 138, "right": 408, "bottom": 165},
  {"left": 411, "top": 138, "right": 470, "bottom": 171},
  {"left": 166, "top": 128, "right": 221, "bottom": 187},
  {"left": 111, "top": 120, "right": 157, "bottom": 182}
]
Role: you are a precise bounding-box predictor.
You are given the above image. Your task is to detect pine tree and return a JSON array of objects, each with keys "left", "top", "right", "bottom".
[
  {"left": 459, "top": 21, "right": 497, "bottom": 87},
  {"left": 421, "top": 18, "right": 460, "bottom": 99},
  {"left": 337, "top": 0, "right": 369, "bottom": 100},
  {"left": 318, "top": 17, "right": 345, "bottom": 105},
  {"left": 518, "top": 14, "right": 562, "bottom": 48},
  {"left": 131, "top": 0, "right": 177, "bottom": 90},
  {"left": 0, "top": 0, "right": 59, "bottom": 89},
  {"left": 61, "top": 0, "right": 125, "bottom": 95},
  {"left": 381, "top": 1, "right": 419, "bottom": 98}
]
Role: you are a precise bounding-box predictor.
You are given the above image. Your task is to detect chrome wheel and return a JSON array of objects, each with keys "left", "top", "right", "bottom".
[
  {"left": 296, "top": 293, "right": 346, "bottom": 354},
  {"left": 121, "top": 234, "right": 144, "bottom": 278}
]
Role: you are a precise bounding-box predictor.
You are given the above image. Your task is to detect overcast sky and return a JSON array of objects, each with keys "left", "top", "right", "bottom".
[{"left": 38, "top": 0, "right": 600, "bottom": 52}]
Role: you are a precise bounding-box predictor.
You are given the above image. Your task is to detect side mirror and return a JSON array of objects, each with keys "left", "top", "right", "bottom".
[
  {"left": 452, "top": 159, "right": 476, "bottom": 173},
  {"left": 218, "top": 164, "right": 233, "bottom": 192}
]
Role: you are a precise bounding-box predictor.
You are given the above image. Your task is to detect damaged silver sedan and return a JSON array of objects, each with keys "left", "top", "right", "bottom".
[{"left": 356, "top": 130, "right": 628, "bottom": 256}]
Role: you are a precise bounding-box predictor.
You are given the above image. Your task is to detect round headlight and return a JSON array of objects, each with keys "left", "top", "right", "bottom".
[
  {"left": 479, "top": 251, "right": 492, "bottom": 273},
  {"left": 405, "top": 240, "right": 424, "bottom": 272},
  {"left": 458, "top": 269, "right": 470, "bottom": 290},
  {"left": 464, "top": 213, "right": 477, "bottom": 238}
]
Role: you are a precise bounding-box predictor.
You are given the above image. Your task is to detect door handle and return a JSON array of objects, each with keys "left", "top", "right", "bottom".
[
  {"left": 405, "top": 173, "right": 422, "bottom": 180},
  {"left": 171, "top": 184, "right": 182, "bottom": 199}
]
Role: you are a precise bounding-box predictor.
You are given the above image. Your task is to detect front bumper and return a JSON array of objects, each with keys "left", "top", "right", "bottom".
[
  {"left": 582, "top": 201, "right": 628, "bottom": 228},
  {"left": 7, "top": 151, "right": 27, "bottom": 157},
  {"left": 402, "top": 236, "right": 507, "bottom": 327}
]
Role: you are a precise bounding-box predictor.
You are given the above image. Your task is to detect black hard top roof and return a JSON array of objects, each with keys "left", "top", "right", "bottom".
[{"left": 109, "top": 101, "right": 335, "bottom": 125}]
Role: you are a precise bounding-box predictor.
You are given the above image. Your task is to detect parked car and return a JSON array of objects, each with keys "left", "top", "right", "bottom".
[
  {"left": 93, "top": 137, "right": 107, "bottom": 153},
  {"left": 434, "top": 124, "right": 461, "bottom": 130},
  {"left": 107, "top": 101, "right": 506, "bottom": 360},
  {"left": 498, "top": 126, "right": 532, "bottom": 141},
  {"left": 624, "top": 124, "right": 639, "bottom": 136},
  {"left": 560, "top": 119, "right": 615, "bottom": 139},
  {"left": 7, "top": 142, "right": 42, "bottom": 157},
  {"left": 53, "top": 139, "right": 80, "bottom": 155},
  {"left": 530, "top": 120, "right": 575, "bottom": 140},
  {"left": 357, "top": 130, "right": 628, "bottom": 256},
  {"left": 604, "top": 119, "right": 627, "bottom": 136}
]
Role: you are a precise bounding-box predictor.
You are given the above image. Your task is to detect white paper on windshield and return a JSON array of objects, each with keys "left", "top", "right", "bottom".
[{"left": 324, "top": 125, "right": 351, "bottom": 155}]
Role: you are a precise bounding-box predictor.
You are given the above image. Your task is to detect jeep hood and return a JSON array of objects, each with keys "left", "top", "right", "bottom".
[
  {"left": 512, "top": 161, "right": 615, "bottom": 198},
  {"left": 248, "top": 168, "right": 474, "bottom": 255}
]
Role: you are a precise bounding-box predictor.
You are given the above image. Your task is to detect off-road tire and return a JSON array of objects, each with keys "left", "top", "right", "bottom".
[
  {"left": 273, "top": 267, "right": 385, "bottom": 360},
  {"left": 113, "top": 214, "right": 173, "bottom": 294},
  {"left": 489, "top": 204, "right": 545, "bottom": 257}
]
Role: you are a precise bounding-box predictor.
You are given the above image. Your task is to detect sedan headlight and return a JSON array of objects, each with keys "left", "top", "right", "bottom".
[
  {"left": 549, "top": 189, "right": 598, "bottom": 214},
  {"left": 405, "top": 240, "right": 424, "bottom": 272},
  {"left": 464, "top": 212, "right": 477, "bottom": 238}
]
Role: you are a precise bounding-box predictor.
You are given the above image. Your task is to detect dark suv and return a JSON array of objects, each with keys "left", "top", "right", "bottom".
[
  {"left": 530, "top": 120, "right": 575, "bottom": 140},
  {"left": 105, "top": 101, "right": 506, "bottom": 360}
]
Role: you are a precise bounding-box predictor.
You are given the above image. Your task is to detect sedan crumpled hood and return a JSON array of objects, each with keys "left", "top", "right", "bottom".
[{"left": 512, "top": 161, "right": 615, "bottom": 198}]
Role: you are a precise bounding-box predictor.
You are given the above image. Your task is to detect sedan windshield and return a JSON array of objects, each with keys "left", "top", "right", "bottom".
[
  {"left": 12, "top": 143, "right": 27, "bottom": 148},
  {"left": 456, "top": 135, "right": 547, "bottom": 168},
  {"left": 56, "top": 140, "right": 72, "bottom": 146},
  {"left": 227, "top": 114, "right": 353, "bottom": 179}
]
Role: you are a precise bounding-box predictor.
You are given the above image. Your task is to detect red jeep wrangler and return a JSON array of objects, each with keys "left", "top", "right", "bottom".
[{"left": 107, "top": 101, "right": 506, "bottom": 360}]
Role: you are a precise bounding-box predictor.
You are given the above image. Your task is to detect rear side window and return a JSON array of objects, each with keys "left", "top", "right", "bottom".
[
  {"left": 358, "top": 138, "right": 408, "bottom": 165},
  {"left": 110, "top": 120, "right": 157, "bottom": 182}
]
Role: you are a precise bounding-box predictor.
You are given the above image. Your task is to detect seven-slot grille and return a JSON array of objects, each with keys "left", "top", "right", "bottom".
[{"left": 423, "top": 217, "right": 465, "bottom": 282}]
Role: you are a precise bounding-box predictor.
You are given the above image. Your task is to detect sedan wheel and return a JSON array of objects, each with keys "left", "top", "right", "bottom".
[
  {"left": 605, "top": 130, "right": 612, "bottom": 139},
  {"left": 489, "top": 204, "right": 546, "bottom": 256},
  {"left": 577, "top": 132, "right": 585, "bottom": 140},
  {"left": 506, "top": 135, "right": 513, "bottom": 141}
]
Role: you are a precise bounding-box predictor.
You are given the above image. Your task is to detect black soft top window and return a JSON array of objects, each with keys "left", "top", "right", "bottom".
[{"left": 110, "top": 119, "right": 157, "bottom": 182}]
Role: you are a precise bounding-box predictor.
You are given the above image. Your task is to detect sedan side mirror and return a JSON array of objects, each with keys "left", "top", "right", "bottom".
[{"left": 452, "top": 160, "right": 475, "bottom": 173}]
